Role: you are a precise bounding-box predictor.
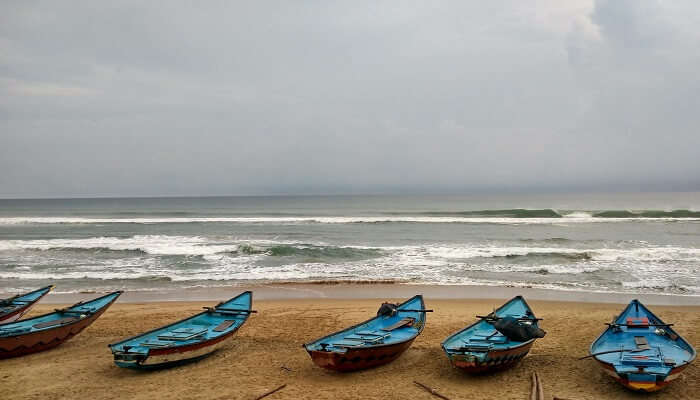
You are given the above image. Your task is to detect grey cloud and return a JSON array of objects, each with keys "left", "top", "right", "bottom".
[{"left": 1, "top": 1, "right": 699, "bottom": 197}]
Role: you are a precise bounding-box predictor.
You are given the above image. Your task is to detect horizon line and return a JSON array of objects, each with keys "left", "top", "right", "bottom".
[{"left": 1, "top": 187, "right": 700, "bottom": 201}]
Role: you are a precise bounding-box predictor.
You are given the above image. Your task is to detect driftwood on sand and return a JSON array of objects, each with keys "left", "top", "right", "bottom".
[
  {"left": 252, "top": 384, "right": 287, "bottom": 400},
  {"left": 413, "top": 381, "right": 451, "bottom": 400}
]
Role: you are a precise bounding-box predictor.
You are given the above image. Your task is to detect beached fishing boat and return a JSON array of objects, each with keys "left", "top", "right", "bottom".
[
  {"left": 588, "top": 299, "right": 696, "bottom": 392},
  {"left": 442, "top": 296, "right": 545, "bottom": 373},
  {"left": 0, "top": 291, "right": 121, "bottom": 359},
  {"left": 303, "top": 295, "right": 429, "bottom": 372},
  {"left": 109, "top": 291, "right": 253, "bottom": 370},
  {"left": 0, "top": 285, "right": 54, "bottom": 324}
]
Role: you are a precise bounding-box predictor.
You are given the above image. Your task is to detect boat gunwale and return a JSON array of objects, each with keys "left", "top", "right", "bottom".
[
  {"left": 1, "top": 285, "right": 54, "bottom": 304},
  {"left": 0, "top": 291, "right": 122, "bottom": 332},
  {"left": 0, "top": 285, "right": 54, "bottom": 322},
  {"left": 440, "top": 295, "right": 539, "bottom": 354},
  {"left": 302, "top": 294, "right": 426, "bottom": 352},
  {"left": 108, "top": 290, "right": 253, "bottom": 351}
]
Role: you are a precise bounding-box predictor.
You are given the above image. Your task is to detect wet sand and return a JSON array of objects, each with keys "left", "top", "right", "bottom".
[
  {"left": 32, "top": 283, "right": 700, "bottom": 306},
  {"left": 1, "top": 296, "right": 698, "bottom": 399}
]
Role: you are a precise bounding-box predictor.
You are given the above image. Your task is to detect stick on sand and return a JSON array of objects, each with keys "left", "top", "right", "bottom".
[
  {"left": 413, "top": 381, "right": 451, "bottom": 400},
  {"left": 253, "top": 384, "right": 287, "bottom": 400},
  {"left": 530, "top": 372, "right": 544, "bottom": 400}
]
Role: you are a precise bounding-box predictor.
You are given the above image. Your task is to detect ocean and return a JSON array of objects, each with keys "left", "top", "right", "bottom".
[{"left": 0, "top": 193, "right": 698, "bottom": 296}]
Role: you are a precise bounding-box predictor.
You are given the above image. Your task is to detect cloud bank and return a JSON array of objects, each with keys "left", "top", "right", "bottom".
[{"left": 1, "top": 1, "right": 699, "bottom": 197}]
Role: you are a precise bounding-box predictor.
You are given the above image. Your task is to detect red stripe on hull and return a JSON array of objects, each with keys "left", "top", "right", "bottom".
[
  {"left": 307, "top": 339, "right": 415, "bottom": 372},
  {"left": 0, "top": 297, "right": 117, "bottom": 359}
]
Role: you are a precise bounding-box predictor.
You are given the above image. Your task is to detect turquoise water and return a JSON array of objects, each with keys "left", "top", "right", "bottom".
[{"left": 0, "top": 193, "right": 698, "bottom": 295}]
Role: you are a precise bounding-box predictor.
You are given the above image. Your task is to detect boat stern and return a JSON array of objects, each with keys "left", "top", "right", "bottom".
[
  {"left": 109, "top": 344, "right": 148, "bottom": 369},
  {"left": 112, "top": 351, "right": 147, "bottom": 369},
  {"left": 444, "top": 340, "right": 534, "bottom": 374},
  {"left": 599, "top": 360, "right": 684, "bottom": 392},
  {"left": 619, "top": 372, "right": 669, "bottom": 392}
]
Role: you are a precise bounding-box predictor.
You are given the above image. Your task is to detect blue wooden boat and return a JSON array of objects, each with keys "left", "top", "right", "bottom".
[
  {"left": 303, "top": 295, "right": 429, "bottom": 372},
  {"left": 0, "top": 285, "right": 54, "bottom": 324},
  {"left": 0, "top": 291, "right": 122, "bottom": 359},
  {"left": 442, "top": 296, "right": 545, "bottom": 373},
  {"left": 589, "top": 299, "right": 696, "bottom": 392},
  {"left": 109, "top": 291, "right": 253, "bottom": 370}
]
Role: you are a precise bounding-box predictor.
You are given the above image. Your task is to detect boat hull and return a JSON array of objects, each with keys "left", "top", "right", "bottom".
[
  {"left": 0, "top": 307, "right": 34, "bottom": 324},
  {"left": 447, "top": 341, "right": 533, "bottom": 373},
  {"left": 112, "top": 327, "right": 238, "bottom": 370},
  {"left": 307, "top": 338, "right": 415, "bottom": 372},
  {"left": 109, "top": 291, "right": 253, "bottom": 370},
  {"left": 0, "top": 296, "right": 117, "bottom": 359},
  {"left": 596, "top": 360, "right": 688, "bottom": 392}
]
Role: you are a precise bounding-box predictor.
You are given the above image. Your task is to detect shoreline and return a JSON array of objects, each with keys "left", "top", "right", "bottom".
[
  {"left": 3, "top": 297, "right": 698, "bottom": 399},
  {"left": 16, "top": 283, "right": 700, "bottom": 305}
]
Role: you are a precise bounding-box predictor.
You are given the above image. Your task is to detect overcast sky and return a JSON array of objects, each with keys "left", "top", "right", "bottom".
[{"left": 1, "top": 1, "right": 699, "bottom": 198}]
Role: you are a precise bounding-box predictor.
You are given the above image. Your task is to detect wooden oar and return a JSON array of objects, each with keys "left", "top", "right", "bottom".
[
  {"left": 203, "top": 307, "right": 257, "bottom": 313},
  {"left": 477, "top": 315, "right": 542, "bottom": 322},
  {"left": 54, "top": 309, "right": 91, "bottom": 315},
  {"left": 606, "top": 323, "right": 673, "bottom": 328},
  {"left": 578, "top": 348, "right": 646, "bottom": 360},
  {"left": 398, "top": 309, "right": 434, "bottom": 312}
]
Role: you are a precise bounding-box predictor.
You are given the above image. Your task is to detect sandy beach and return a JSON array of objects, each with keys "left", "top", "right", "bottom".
[{"left": 1, "top": 291, "right": 698, "bottom": 399}]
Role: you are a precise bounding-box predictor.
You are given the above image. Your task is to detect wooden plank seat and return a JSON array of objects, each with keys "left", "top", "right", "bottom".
[
  {"left": 626, "top": 317, "right": 650, "bottom": 328},
  {"left": 459, "top": 342, "right": 492, "bottom": 351},
  {"left": 141, "top": 340, "right": 176, "bottom": 348},
  {"left": 33, "top": 316, "right": 79, "bottom": 329},
  {"left": 331, "top": 340, "right": 365, "bottom": 348},
  {"left": 344, "top": 333, "right": 390, "bottom": 343},
  {"left": 157, "top": 328, "right": 207, "bottom": 341},
  {"left": 356, "top": 330, "right": 385, "bottom": 336},
  {"left": 381, "top": 317, "right": 415, "bottom": 331},
  {"left": 470, "top": 333, "right": 507, "bottom": 343},
  {"left": 213, "top": 320, "right": 236, "bottom": 332},
  {"left": 57, "top": 309, "right": 91, "bottom": 315},
  {"left": 634, "top": 336, "right": 650, "bottom": 349}
]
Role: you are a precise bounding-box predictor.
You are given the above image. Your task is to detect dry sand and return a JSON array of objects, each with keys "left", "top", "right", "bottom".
[{"left": 1, "top": 298, "right": 698, "bottom": 400}]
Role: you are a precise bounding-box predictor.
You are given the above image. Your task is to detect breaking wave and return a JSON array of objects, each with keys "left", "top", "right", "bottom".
[
  {"left": 1, "top": 209, "right": 699, "bottom": 225},
  {"left": 0, "top": 236, "right": 384, "bottom": 260},
  {"left": 1, "top": 233, "right": 699, "bottom": 295}
]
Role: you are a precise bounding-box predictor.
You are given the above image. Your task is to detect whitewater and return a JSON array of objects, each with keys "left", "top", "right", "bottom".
[{"left": 1, "top": 194, "right": 699, "bottom": 295}]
